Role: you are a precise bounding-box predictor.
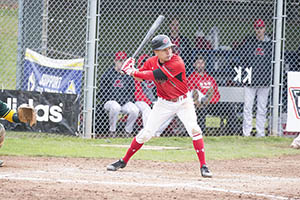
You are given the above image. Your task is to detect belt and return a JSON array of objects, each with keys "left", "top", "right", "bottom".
[{"left": 166, "top": 94, "right": 187, "bottom": 102}]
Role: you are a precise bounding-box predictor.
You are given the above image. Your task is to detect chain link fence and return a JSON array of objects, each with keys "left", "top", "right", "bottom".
[
  {"left": 0, "top": 0, "right": 18, "bottom": 90},
  {"left": 0, "top": 0, "right": 298, "bottom": 138},
  {"left": 282, "top": 1, "right": 300, "bottom": 134},
  {"left": 0, "top": 0, "right": 87, "bottom": 137},
  {"left": 94, "top": 0, "right": 297, "bottom": 138}
]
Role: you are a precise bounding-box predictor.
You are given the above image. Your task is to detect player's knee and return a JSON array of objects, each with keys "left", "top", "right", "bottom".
[
  {"left": 110, "top": 105, "right": 121, "bottom": 114},
  {"left": 142, "top": 106, "right": 151, "bottom": 114},
  {"left": 128, "top": 107, "right": 140, "bottom": 118},
  {"left": 136, "top": 129, "right": 153, "bottom": 143},
  {"left": 130, "top": 107, "right": 140, "bottom": 118}
]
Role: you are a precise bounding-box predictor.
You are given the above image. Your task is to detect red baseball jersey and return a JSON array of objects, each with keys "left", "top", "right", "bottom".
[
  {"left": 136, "top": 54, "right": 188, "bottom": 100},
  {"left": 187, "top": 72, "right": 220, "bottom": 104}
]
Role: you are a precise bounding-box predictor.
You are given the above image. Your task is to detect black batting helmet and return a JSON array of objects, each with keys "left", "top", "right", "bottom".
[{"left": 151, "top": 35, "right": 175, "bottom": 50}]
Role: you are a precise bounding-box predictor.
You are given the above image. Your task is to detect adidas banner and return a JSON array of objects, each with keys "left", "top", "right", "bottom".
[
  {"left": 286, "top": 72, "right": 300, "bottom": 132},
  {"left": 22, "top": 48, "right": 84, "bottom": 94},
  {"left": 0, "top": 90, "right": 80, "bottom": 135}
]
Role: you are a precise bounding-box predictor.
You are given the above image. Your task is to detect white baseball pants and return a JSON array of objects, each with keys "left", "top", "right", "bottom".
[
  {"left": 243, "top": 87, "right": 270, "bottom": 137},
  {"left": 135, "top": 101, "right": 173, "bottom": 136},
  {"left": 104, "top": 101, "right": 139, "bottom": 133},
  {"left": 135, "top": 95, "right": 202, "bottom": 144}
]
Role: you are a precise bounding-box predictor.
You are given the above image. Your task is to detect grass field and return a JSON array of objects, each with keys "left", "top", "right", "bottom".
[
  {"left": 0, "top": 8, "right": 18, "bottom": 90},
  {"left": 1, "top": 131, "right": 298, "bottom": 162}
]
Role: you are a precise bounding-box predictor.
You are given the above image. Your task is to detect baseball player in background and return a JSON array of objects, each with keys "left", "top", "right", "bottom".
[
  {"left": 187, "top": 55, "right": 220, "bottom": 134},
  {"left": 240, "top": 19, "right": 272, "bottom": 137},
  {"left": 98, "top": 51, "right": 139, "bottom": 137},
  {"left": 107, "top": 35, "right": 212, "bottom": 178},
  {"left": 0, "top": 100, "right": 36, "bottom": 167}
]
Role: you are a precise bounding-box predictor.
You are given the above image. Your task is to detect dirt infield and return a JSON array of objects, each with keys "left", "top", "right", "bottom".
[{"left": 0, "top": 155, "right": 299, "bottom": 200}]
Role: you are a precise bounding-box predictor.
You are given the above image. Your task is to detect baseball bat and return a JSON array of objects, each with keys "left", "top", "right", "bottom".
[{"left": 132, "top": 15, "right": 165, "bottom": 58}]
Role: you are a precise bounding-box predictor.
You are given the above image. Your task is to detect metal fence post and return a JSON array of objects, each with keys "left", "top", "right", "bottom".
[
  {"left": 41, "top": 0, "right": 49, "bottom": 56},
  {"left": 16, "top": 0, "right": 24, "bottom": 90},
  {"left": 83, "top": 0, "right": 97, "bottom": 138},
  {"left": 271, "top": 0, "right": 284, "bottom": 136}
]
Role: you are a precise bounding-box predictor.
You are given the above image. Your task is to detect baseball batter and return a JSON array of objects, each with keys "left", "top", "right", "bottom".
[
  {"left": 107, "top": 35, "right": 212, "bottom": 178},
  {"left": 0, "top": 100, "right": 36, "bottom": 167}
]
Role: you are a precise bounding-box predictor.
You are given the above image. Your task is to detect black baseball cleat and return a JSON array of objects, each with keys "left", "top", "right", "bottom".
[
  {"left": 107, "top": 159, "right": 126, "bottom": 171},
  {"left": 0, "top": 160, "right": 4, "bottom": 167},
  {"left": 200, "top": 164, "right": 212, "bottom": 178}
]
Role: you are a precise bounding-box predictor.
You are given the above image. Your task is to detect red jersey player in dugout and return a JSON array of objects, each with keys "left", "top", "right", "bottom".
[{"left": 107, "top": 34, "right": 212, "bottom": 178}]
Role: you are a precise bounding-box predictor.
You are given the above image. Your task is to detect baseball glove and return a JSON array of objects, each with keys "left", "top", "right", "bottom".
[
  {"left": 18, "top": 104, "right": 37, "bottom": 127},
  {"left": 0, "top": 123, "right": 6, "bottom": 148},
  {"left": 192, "top": 87, "right": 214, "bottom": 108},
  {"left": 192, "top": 89, "right": 201, "bottom": 107},
  {"left": 203, "top": 87, "right": 214, "bottom": 105}
]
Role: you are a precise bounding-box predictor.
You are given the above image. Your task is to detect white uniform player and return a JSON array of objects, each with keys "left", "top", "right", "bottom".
[
  {"left": 104, "top": 101, "right": 139, "bottom": 135},
  {"left": 241, "top": 19, "right": 272, "bottom": 137},
  {"left": 107, "top": 35, "right": 212, "bottom": 178}
]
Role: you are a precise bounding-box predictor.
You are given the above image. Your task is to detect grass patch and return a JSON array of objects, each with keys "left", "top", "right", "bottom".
[
  {"left": 0, "top": 8, "right": 18, "bottom": 90},
  {"left": 0, "top": 131, "right": 298, "bottom": 162}
]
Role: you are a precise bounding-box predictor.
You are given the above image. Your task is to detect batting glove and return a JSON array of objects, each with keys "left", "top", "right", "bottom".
[{"left": 121, "top": 57, "right": 136, "bottom": 75}]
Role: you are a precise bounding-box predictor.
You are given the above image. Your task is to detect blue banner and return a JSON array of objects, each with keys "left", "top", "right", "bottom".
[{"left": 22, "top": 49, "right": 84, "bottom": 94}]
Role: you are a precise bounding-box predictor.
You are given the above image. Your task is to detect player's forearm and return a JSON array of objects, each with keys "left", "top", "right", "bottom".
[
  {"left": 133, "top": 70, "right": 155, "bottom": 81},
  {"left": 2, "top": 109, "right": 21, "bottom": 123},
  {"left": 0, "top": 101, "right": 20, "bottom": 123}
]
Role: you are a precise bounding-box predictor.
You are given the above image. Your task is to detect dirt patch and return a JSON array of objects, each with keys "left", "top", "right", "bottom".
[{"left": 0, "top": 155, "right": 300, "bottom": 200}]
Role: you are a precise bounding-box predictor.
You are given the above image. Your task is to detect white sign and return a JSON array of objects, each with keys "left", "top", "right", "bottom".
[{"left": 286, "top": 72, "right": 300, "bottom": 132}]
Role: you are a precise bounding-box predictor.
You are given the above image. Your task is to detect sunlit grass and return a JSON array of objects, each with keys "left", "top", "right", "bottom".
[{"left": 0, "top": 131, "right": 297, "bottom": 162}]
